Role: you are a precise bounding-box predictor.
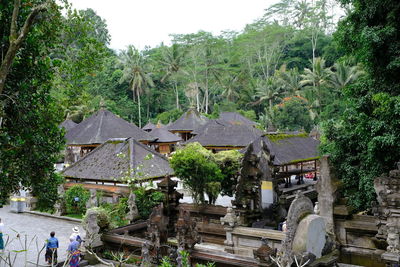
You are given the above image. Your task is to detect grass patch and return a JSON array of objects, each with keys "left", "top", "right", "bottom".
[{"left": 65, "top": 213, "right": 83, "bottom": 219}]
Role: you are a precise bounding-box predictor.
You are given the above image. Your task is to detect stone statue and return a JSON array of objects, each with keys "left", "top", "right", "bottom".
[
  {"left": 140, "top": 240, "right": 152, "bottom": 267},
  {"left": 220, "top": 207, "right": 238, "bottom": 227},
  {"left": 387, "top": 223, "right": 400, "bottom": 253},
  {"left": 253, "top": 238, "right": 275, "bottom": 265},
  {"left": 176, "top": 207, "right": 200, "bottom": 250},
  {"left": 86, "top": 189, "right": 98, "bottom": 210},
  {"left": 126, "top": 192, "right": 139, "bottom": 222},
  {"left": 54, "top": 184, "right": 66, "bottom": 216},
  {"left": 83, "top": 209, "right": 102, "bottom": 248}
]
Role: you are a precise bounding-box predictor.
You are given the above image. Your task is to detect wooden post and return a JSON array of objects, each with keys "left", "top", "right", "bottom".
[{"left": 314, "top": 160, "right": 317, "bottom": 181}]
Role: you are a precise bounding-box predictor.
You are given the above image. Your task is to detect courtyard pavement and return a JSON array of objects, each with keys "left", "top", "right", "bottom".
[{"left": 0, "top": 205, "right": 83, "bottom": 266}]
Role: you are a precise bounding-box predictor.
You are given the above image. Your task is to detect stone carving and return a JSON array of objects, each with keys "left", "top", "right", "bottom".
[
  {"left": 387, "top": 222, "right": 400, "bottom": 253},
  {"left": 234, "top": 141, "right": 278, "bottom": 226},
  {"left": 54, "top": 184, "right": 66, "bottom": 216},
  {"left": 373, "top": 162, "right": 400, "bottom": 265},
  {"left": 175, "top": 207, "right": 200, "bottom": 250},
  {"left": 140, "top": 240, "right": 152, "bottom": 267},
  {"left": 279, "top": 191, "right": 314, "bottom": 266},
  {"left": 126, "top": 192, "right": 139, "bottom": 222},
  {"left": 86, "top": 189, "right": 98, "bottom": 210},
  {"left": 83, "top": 209, "right": 102, "bottom": 248},
  {"left": 253, "top": 238, "right": 275, "bottom": 265},
  {"left": 220, "top": 207, "right": 238, "bottom": 227},
  {"left": 315, "top": 155, "right": 340, "bottom": 235},
  {"left": 144, "top": 203, "right": 169, "bottom": 264}
]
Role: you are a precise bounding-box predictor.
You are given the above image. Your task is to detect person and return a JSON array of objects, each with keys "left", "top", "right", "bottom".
[
  {"left": 45, "top": 231, "right": 59, "bottom": 264},
  {"left": 70, "top": 227, "right": 82, "bottom": 244},
  {"left": 67, "top": 236, "right": 80, "bottom": 267},
  {"left": 0, "top": 218, "right": 4, "bottom": 252}
]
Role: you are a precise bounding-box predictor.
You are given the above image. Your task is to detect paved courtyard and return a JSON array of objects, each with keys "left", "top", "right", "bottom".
[{"left": 0, "top": 205, "right": 83, "bottom": 266}]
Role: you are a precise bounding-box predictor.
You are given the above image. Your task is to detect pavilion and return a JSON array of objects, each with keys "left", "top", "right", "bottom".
[
  {"left": 186, "top": 119, "right": 264, "bottom": 152},
  {"left": 167, "top": 108, "right": 208, "bottom": 141},
  {"left": 218, "top": 112, "right": 257, "bottom": 127},
  {"left": 64, "top": 108, "right": 153, "bottom": 162},
  {"left": 148, "top": 126, "right": 182, "bottom": 155}
]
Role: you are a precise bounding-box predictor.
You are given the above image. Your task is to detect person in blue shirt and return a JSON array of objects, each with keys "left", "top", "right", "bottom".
[
  {"left": 45, "top": 231, "right": 59, "bottom": 264},
  {"left": 67, "top": 236, "right": 80, "bottom": 267}
]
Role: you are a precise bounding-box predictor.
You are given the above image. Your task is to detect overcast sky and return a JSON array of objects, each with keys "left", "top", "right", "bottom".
[{"left": 67, "top": 0, "right": 278, "bottom": 50}]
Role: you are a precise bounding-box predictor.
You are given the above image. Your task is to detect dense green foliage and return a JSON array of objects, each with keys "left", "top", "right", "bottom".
[
  {"left": 170, "top": 143, "right": 223, "bottom": 204},
  {"left": 321, "top": 0, "right": 400, "bottom": 210},
  {"left": 65, "top": 185, "right": 90, "bottom": 214},
  {"left": 272, "top": 96, "right": 313, "bottom": 132},
  {"left": 0, "top": 0, "right": 65, "bottom": 206},
  {"left": 214, "top": 150, "right": 243, "bottom": 197},
  {"left": 51, "top": 0, "right": 359, "bottom": 134},
  {"left": 134, "top": 186, "right": 164, "bottom": 219}
]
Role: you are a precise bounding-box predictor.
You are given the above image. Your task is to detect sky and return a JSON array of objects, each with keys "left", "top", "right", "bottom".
[{"left": 67, "top": 0, "right": 278, "bottom": 50}]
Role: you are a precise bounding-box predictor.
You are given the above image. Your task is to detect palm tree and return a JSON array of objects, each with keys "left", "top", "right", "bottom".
[
  {"left": 159, "top": 44, "right": 187, "bottom": 110},
  {"left": 277, "top": 67, "right": 302, "bottom": 96},
  {"left": 119, "top": 46, "right": 154, "bottom": 128},
  {"left": 329, "top": 62, "right": 364, "bottom": 92},
  {"left": 300, "top": 57, "right": 332, "bottom": 117},
  {"left": 254, "top": 77, "right": 282, "bottom": 118}
]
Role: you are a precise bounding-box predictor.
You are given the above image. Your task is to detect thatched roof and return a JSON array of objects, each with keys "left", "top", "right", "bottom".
[
  {"left": 219, "top": 112, "right": 257, "bottom": 126},
  {"left": 59, "top": 119, "right": 77, "bottom": 132},
  {"left": 167, "top": 109, "right": 208, "bottom": 132},
  {"left": 62, "top": 138, "right": 174, "bottom": 181},
  {"left": 65, "top": 109, "right": 153, "bottom": 145},
  {"left": 186, "top": 119, "right": 264, "bottom": 148},
  {"left": 150, "top": 127, "right": 182, "bottom": 143},
  {"left": 246, "top": 133, "right": 320, "bottom": 165},
  {"left": 142, "top": 122, "right": 156, "bottom": 132}
]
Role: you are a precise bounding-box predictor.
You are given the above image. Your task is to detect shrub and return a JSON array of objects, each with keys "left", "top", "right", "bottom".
[
  {"left": 65, "top": 185, "right": 90, "bottom": 215},
  {"left": 170, "top": 142, "right": 223, "bottom": 204},
  {"left": 134, "top": 187, "right": 164, "bottom": 219},
  {"left": 83, "top": 207, "right": 112, "bottom": 232}
]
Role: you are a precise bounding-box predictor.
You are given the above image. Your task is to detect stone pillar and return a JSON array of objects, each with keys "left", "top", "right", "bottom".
[{"left": 316, "top": 155, "right": 340, "bottom": 236}]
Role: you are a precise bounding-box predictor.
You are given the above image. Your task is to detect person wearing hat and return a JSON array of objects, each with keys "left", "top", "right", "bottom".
[{"left": 70, "top": 227, "right": 82, "bottom": 244}]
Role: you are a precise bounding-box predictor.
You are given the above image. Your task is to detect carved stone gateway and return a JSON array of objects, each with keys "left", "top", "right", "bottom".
[{"left": 374, "top": 163, "right": 400, "bottom": 265}]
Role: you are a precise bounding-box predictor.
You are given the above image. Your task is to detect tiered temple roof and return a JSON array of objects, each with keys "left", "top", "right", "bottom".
[
  {"left": 186, "top": 119, "right": 264, "bottom": 149},
  {"left": 62, "top": 138, "right": 173, "bottom": 181},
  {"left": 219, "top": 112, "right": 257, "bottom": 126},
  {"left": 65, "top": 109, "right": 153, "bottom": 145},
  {"left": 167, "top": 109, "right": 208, "bottom": 132}
]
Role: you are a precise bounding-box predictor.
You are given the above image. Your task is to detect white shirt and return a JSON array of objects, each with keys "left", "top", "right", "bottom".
[
  {"left": 0, "top": 222, "right": 4, "bottom": 233},
  {"left": 70, "top": 232, "right": 80, "bottom": 241}
]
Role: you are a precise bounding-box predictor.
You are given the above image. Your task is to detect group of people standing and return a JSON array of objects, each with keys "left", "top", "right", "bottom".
[{"left": 45, "top": 226, "right": 82, "bottom": 267}]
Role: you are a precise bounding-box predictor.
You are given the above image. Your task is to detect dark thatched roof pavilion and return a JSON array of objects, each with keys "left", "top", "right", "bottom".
[
  {"left": 65, "top": 109, "right": 153, "bottom": 146},
  {"left": 167, "top": 109, "right": 209, "bottom": 141},
  {"left": 248, "top": 133, "right": 320, "bottom": 166},
  {"left": 219, "top": 112, "right": 257, "bottom": 126},
  {"left": 59, "top": 119, "right": 78, "bottom": 132},
  {"left": 186, "top": 119, "right": 264, "bottom": 151},
  {"left": 62, "top": 138, "right": 174, "bottom": 182}
]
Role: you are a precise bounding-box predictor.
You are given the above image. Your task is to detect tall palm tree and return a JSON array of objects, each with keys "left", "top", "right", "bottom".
[
  {"left": 159, "top": 44, "right": 187, "bottom": 110},
  {"left": 119, "top": 46, "right": 154, "bottom": 128},
  {"left": 254, "top": 77, "right": 282, "bottom": 117},
  {"left": 277, "top": 67, "right": 302, "bottom": 96},
  {"left": 300, "top": 57, "right": 332, "bottom": 117},
  {"left": 329, "top": 62, "right": 364, "bottom": 91}
]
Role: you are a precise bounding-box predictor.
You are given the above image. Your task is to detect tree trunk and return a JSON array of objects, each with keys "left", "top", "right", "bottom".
[
  {"left": 174, "top": 83, "right": 180, "bottom": 110},
  {"left": 0, "top": 0, "right": 49, "bottom": 95},
  {"left": 137, "top": 90, "right": 142, "bottom": 128}
]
